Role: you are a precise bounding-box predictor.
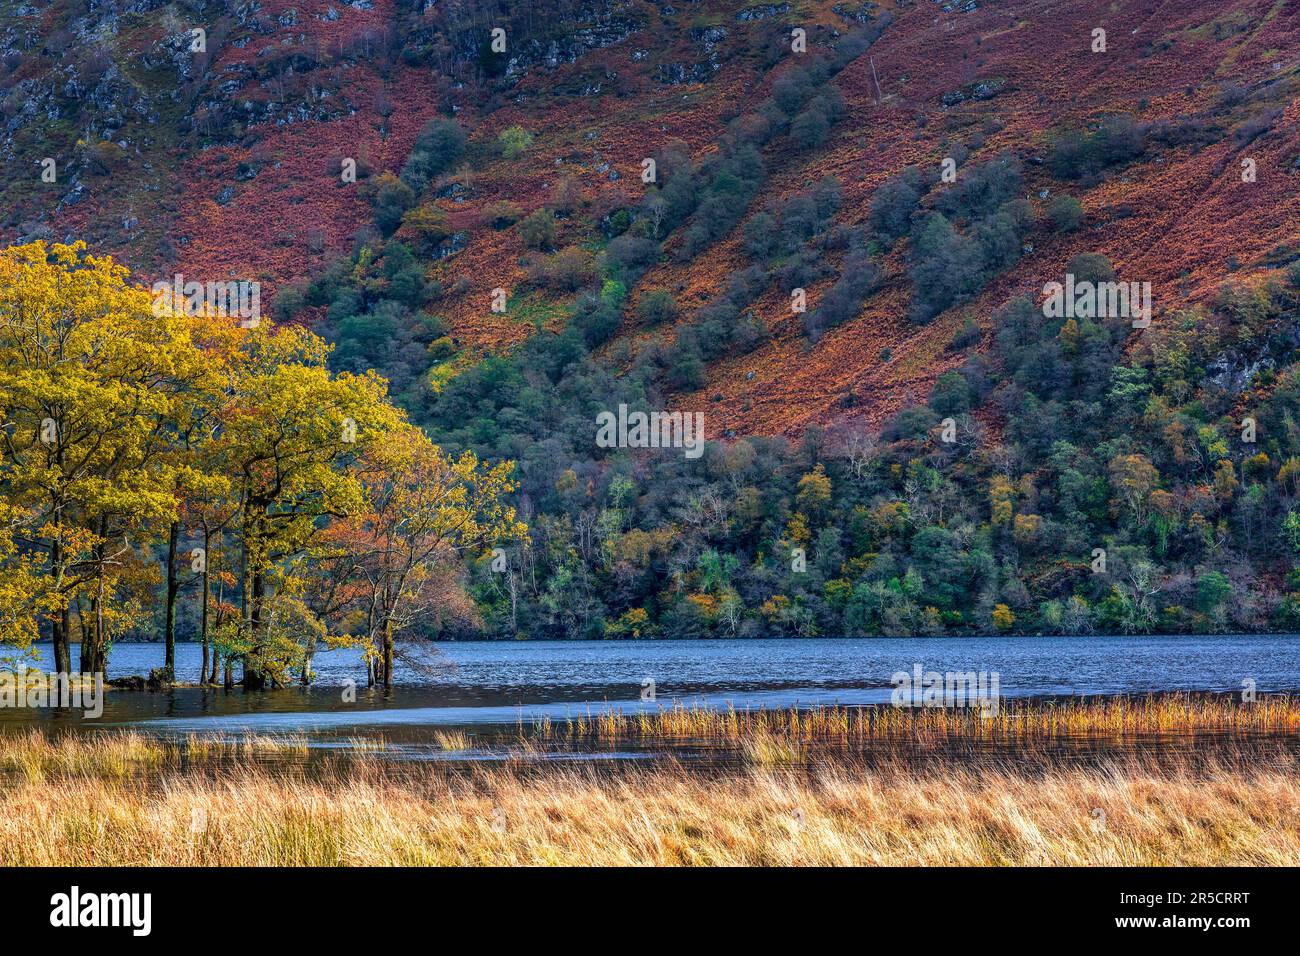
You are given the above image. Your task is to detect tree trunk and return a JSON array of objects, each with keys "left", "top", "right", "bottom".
[
  {"left": 61, "top": 606, "right": 73, "bottom": 673},
  {"left": 50, "top": 536, "right": 71, "bottom": 675},
  {"left": 199, "top": 543, "right": 210, "bottom": 685},
  {"left": 209, "top": 566, "right": 224, "bottom": 685},
  {"left": 382, "top": 618, "right": 395, "bottom": 690},
  {"left": 164, "top": 520, "right": 180, "bottom": 674},
  {"left": 242, "top": 566, "right": 266, "bottom": 690},
  {"left": 300, "top": 596, "right": 315, "bottom": 686},
  {"left": 78, "top": 517, "right": 112, "bottom": 677},
  {"left": 82, "top": 596, "right": 105, "bottom": 677},
  {"left": 51, "top": 614, "right": 70, "bottom": 676}
]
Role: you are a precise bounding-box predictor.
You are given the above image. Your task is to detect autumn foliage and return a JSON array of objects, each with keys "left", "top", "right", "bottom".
[{"left": 0, "top": 242, "right": 523, "bottom": 686}]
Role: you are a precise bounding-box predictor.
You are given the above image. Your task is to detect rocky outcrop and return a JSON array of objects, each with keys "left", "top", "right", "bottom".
[{"left": 736, "top": 4, "right": 791, "bottom": 22}]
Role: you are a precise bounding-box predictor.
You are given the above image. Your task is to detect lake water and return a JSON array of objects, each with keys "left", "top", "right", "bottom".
[{"left": 3, "top": 636, "right": 1296, "bottom": 747}]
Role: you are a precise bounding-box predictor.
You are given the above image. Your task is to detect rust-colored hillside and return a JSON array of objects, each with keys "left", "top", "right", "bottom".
[{"left": 4, "top": 0, "right": 1298, "bottom": 436}]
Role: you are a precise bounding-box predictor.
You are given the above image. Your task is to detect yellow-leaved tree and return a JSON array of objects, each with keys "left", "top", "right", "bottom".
[
  {"left": 347, "top": 424, "right": 527, "bottom": 687},
  {"left": 0, "top": 501, "right": 49, "bottom": 651},
  {"left": 212, "top": 323, "right": 407, "bottom": 688},
  {"left": 0, "top": 241, "right": 202, "bottom": 672},
  {"left": 0, "top": 241, "right": 526, "bottom": 689}
]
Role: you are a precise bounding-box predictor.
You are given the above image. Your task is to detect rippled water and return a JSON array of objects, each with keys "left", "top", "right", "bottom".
[{"left": 4, "top": 635, "right": 1297, "bottom": 759}]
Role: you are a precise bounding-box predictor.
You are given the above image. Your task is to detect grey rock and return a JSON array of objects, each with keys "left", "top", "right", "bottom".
[{"left": 736, "top": 4, "right": 789, "bottom": 22}]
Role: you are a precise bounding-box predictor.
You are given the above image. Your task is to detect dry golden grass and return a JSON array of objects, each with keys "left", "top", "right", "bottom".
[
  {"left": 433, "top": 730, "right": 472, "bottom": 751},
  {"left": 0, "top": 730, "right": 314, "bottom": 783},
  {"left": 0, "top": 721, "right": 1298, "bottom": 866},
  {"left": 0, "top": 730, "right": 168, "bottom": 782},
  {"left": 536, "top": 694, "right": 1300, "bottom": 747},
  {"left": 182, "top": 733, "right": 310, "bottom": 759}
]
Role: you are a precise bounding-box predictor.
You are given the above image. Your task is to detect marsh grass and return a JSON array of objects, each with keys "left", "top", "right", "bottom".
[
  {"left": 2, "top": 697, "right": 1298, "bottom": 865},
  {"left": 433, "top": 730, "right": 472, "bottom": 751},
  {"left": 1, "top": 744, "right": 1297, "bottom": 865},
  {"left": 0, "top": 730, "right": 317, "bottom": 782},
  {"left": 0, "top": 730, "right": 167, "bottom": 782},
  {"left": 535, "top": 694, "right": 1300, "bottom": 749},
  {"left": 183, "top": 733, "right": 310, "bottom": 759}
]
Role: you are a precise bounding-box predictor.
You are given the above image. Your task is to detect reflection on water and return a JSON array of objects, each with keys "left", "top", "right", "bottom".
[{"left": 4, "top": 635, "right": 1298, "bottom": 764}]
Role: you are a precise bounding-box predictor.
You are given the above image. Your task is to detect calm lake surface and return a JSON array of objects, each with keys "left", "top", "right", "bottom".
[{"left": 3, "top": 636, "right": 1296, "bottom": 753}]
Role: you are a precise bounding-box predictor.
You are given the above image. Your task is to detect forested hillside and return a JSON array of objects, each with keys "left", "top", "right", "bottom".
[{"left": 3, "top": 0, "right": 1300, "bottom": 651}]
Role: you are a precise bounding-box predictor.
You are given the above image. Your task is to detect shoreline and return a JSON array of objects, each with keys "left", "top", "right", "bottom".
[{"left": 39, "top": 632, "right": 1300, "bottom": 642}]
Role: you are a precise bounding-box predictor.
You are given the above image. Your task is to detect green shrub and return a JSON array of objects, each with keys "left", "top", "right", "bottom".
[
  {"left": 1046, "top": 195, "right": 1084, "bottom": 232},
  {"left": 369, "top": 173, "right": 415, "bottom": 236},
  {"left": 517, "top": 208, "right": 557, "bottom": 251},
  {"left": 869, "top": 168, "right": 922, "bottom": 242},
  {"left": 401, "top": 119, "right": 466, "bottom": 190},
  {"left": 637, "top": 290, "right": 677, "bottom": 326},
  {"left": 1067, "top": 252, "right": 1115, "bottom": 285},
  {"left": 1286, "top": 261, "right": 1300, "bottom": 290},
  {"left": 929, "top": 371, "right": 973, "bottom": 416},
  {"left": 1048, "top": 115, "right": 1145, "bottom": 180},
  {"left": 483, "top": 201, "right": 522, "bottom": 229},
  {"left": 498, "top": 125, "right": 533, "bottom": 160},
  {"left": 529, "top": 246, "right": 597, "bottom": 292}
]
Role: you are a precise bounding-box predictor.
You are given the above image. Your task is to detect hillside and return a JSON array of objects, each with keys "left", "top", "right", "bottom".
[
  {"left": 6, "top": 0, "right": 1297, "bottom": 434},
  {"left": 4, "top": 0, "right": 1300, "bottom": 643}
]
